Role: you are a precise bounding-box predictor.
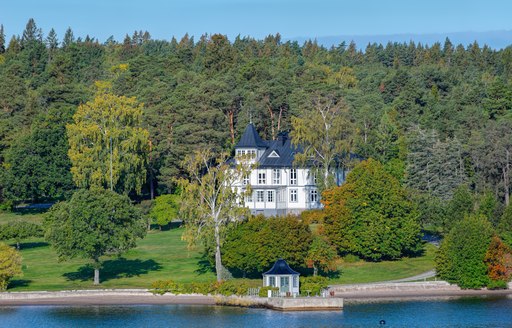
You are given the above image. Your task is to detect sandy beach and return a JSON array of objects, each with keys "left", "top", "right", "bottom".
[
  {"left": 2, "top": 287, "right": 512, "bottom": 306},
  {"left": 0, "top": 290, "right": 215, "bottom": 306}
]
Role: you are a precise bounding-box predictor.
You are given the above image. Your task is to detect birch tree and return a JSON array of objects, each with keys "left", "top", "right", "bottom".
[
  {"left": 178, "top": 149, "right": 252, "bottom": 281},
  {"left": 291, "top": 92, "right": 354, "bottom": 190},
  {"left": 67, "top": 82, "right": 149, "bottom": 194}
]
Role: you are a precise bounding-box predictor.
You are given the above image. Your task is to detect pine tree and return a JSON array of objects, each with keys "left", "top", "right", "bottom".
[
  {"left": 0, "top": 24, "right": 5, "bottom": 53},
  {"left": 46, "top": 28, "right": 58, "bottom": 50},
  {"left": 21, "top": 18, "right": 42, "bottom": 46},
  {"left": 62, "top": 27, "right": 74, "bottom": 48}
]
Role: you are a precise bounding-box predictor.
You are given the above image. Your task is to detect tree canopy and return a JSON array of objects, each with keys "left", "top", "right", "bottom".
[
  {"left": 44, "top": 189, "right": 146, "bottom": 284},
  {"left": 66, "top": 83, "right": 149, "bottom": 194},
  {"left": 323, "top": 159, "right": 422, "bottom": 261}
]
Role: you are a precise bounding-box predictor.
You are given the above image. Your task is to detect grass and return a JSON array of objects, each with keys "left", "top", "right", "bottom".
[
  {"left": 329, "top": 243, "right": 437, "bottom": 284},
  {"left": 0, "top": 210, "right": 44, "bottom": 224},
  {"left": 1, "top": 211, "right": 437, "bottom": 291},
  {"left": 7, "top": 228, "right": 215, "bottom": 291}
]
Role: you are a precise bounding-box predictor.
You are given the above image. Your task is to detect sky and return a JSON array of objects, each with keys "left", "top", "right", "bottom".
[{"left": 2, "top": 0, "right": 512, "bottom": 43}]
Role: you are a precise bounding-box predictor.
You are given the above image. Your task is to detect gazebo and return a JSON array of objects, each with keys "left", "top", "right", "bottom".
[{"left": 262, "top": 259, "right": 300, "bottom": 297}]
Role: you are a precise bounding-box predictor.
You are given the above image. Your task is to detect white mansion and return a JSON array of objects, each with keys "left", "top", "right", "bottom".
[{"left": 233, "top": 124, "right": 348, "bottom": 216}]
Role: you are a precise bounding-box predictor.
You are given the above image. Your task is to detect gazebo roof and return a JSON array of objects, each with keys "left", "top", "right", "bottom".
[{"left": 263, "top": 259, "right": 299, "bottom": 275}]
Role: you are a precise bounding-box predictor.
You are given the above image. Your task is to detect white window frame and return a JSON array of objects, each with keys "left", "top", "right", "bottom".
[
  {"left": 245, "top": 192, "right": 253, "bottom": 203},
  {"left": 267, "top": 190, "right": 274, "bottom": 202},
  {"left": 269, "top": 276, "right": 276, "bottom": 287},
  {"left": 290, "top": 189, "right": 298, "bottom": 202},
  {"left": 272, "top": 169, "right": 281, "bottom": 185},
  {"left": 243, "top": 175, "right": 249, "bottom": 185},
  {"left": 290, "top": 169, "right": 297, "bottom": 185},
  {"left": 257, "top": 190, "right": 265, "bottom": 202},
  {"left": 258, "top": 171, "right": 266, "bottom": 185}
]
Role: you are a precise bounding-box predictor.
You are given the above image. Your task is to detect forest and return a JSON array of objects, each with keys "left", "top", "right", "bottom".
[{"left": 1, "top": 18, "right": 512, "bottom": 236}]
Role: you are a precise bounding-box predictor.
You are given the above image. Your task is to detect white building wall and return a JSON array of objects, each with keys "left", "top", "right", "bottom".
[{"left": 236, "top": 165, "right": 320, "bottom": 216}]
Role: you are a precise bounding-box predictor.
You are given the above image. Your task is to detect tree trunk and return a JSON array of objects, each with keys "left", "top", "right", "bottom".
[
  {"left": 93, "top": 259, "right": 100, "bottom": 285},
  {"left": 229, "top": 110, "right": 235, "bottom": 145},
  {"left": 94, "top": 268, "right": 100, "bottom": 285},
  {"left": 505, "top": 150, "right": 510, "bottom": 207},
  {"left": 215, "top": 223, "right": 223, "bottom": 282}
]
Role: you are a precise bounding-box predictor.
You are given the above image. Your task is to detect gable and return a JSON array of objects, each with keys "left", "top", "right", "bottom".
[{"left": 268, "top": 150, "right": 280, "bottom": 158}]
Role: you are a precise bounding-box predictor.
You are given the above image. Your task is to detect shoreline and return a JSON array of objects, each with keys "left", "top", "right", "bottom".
[
  {"left": 340, "top": 289, "right": 512, "bottom": 304},
  {"left": 0, "top": 290, "right": 215, "bottom": 306},
  {"left": 1, "top": 288, "right": 512, "bottom": 307}
]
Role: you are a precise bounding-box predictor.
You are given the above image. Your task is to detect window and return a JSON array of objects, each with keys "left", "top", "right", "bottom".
[
  {"left": 268, "top": 276, "right": 276, "bottom": 287},
  {"left": 257, "top": 190, "right": 265, "bottom": 202},
  {"left": 310, "top": 190, "right": 318, "bottom": 202},
  {"left": 293, "top": 276, "right": 298, "bottom": 288},
  {"left": 290, "top": 169, "right": 297, "bottom": 185},
  {"left": 258, "top": 171, "right": 266, "bottom": 185},
  {"left": 250, "top": 150, "right": 256, "bottom": 158},
  {"left": 243, "top": 175, "right": 249, "bottom": 185},
  {"left": 245, "top": 192, "right": 253, "bottom": 203},
  {"left": 272, "top": 169, "right": 281, "bottom": 185},
  {"left": 290, "top": 189, "right": 298, "bottom": 202},
  {"left": 267, "top": 190, "right": 274, "bottom": 202}
]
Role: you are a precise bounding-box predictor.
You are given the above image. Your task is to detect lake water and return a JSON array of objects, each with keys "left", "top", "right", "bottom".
[{"left": 2, "top": 297, "right": 512, "bottom": 327}]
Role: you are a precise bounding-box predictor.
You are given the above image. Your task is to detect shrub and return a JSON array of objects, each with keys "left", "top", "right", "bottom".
[
  {"left": 301, "top": 209, "right": 325, "bottom": 225},
  {"left": 259, "top": 286, "right": 279, "bottom": 297},
  {"left": 0, "top": 243, "right": 22, "bottom": 290},
  {"left": 150, "top": 280, "right": 182, "bottom": 295},
  {"left": 343, "top": 254, "right": 361, "bottom": 263},
  {"left": 300, "top": 276, "right": 329, "bottom": 296},
  {"left": 487, "top": 279, "right": 508, "bottom": 290}
]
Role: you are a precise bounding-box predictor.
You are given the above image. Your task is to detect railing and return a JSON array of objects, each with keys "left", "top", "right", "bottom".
[{"left": 247, "top": 288, "right": 260, "bottom": 297}]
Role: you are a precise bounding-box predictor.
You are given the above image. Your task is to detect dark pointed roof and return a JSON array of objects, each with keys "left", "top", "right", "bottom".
[
  {"left": 236, "top": 123, "right": 267, "bottom": 148},
  {"left": 263, "top": 259, "right": 300, "bottom": 275}
]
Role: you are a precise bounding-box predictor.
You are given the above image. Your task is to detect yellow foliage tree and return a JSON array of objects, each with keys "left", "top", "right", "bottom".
[
  {"left": 67, "top": 82, "right": 149, "bottom": 194},
  {"left": 0, "top": 243, "right": 22, "bottom": 290}
]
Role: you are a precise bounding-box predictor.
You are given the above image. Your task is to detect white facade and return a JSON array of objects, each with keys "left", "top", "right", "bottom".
[
  {"left": 235, "top": 166, "right": 321, "bottom": 217},
  {"left": 263, "top": 273, "right": 300, "bottom": 297},
  {"left": 233, "top": 124, "right": 347, "bottom": 217}
]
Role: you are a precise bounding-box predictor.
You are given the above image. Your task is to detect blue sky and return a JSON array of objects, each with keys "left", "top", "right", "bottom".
[{"left": 2, "top": 0, "right": 512, "bottom": 42}]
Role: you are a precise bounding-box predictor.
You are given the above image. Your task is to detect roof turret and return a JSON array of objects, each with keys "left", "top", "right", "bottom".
[{"left": 236, "top": 123, "right": 267, "bottom": 148}]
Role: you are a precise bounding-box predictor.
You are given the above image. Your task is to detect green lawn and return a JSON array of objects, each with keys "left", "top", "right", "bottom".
[
  {"left": 8, "top": 228, "right": 215, "bottom": 291},
  {"left": 330, "top": 243, "right": 437, "bottom": 284},
  {"left": 1, "top": 211, "right": 437, "bottom": 291},
  {"left": 0, "top": 210, "right": 44, "bottom": 224}
]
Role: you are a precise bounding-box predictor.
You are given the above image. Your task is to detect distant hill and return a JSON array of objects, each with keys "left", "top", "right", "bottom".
[{"left": 288, "top": 30, "right": 512, "bottom": 50}]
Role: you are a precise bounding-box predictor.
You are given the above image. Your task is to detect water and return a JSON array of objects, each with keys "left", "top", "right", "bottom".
[{"left": 2, "top": 297, "right": 512, "bottom": 327}]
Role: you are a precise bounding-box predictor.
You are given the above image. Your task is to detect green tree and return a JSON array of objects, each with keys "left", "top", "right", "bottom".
[
  {"left": 0, "top": 243, "right": 22, "bottom": 290},
  {"left": 66, "top": 82, "right": 149, "bottom": 194},
  {"left": 435, "top": 215, "right": 494, "bottom": 288},
  {"left": 498, "top": 205, "right": 512, "bottom": 246},
  {"left": 44, "top": 189, "right": 146, "bottom": 285},
  {"left": 3, "top": 108, "right": 74, "bottom": 202},
  {"left": 323, "top": 159, "right": 422, "bottom": 261},
  {"left": 222, "top": 215, "right": 313, "bottom": 277},
  {"left": 62, "top": 27, "right": 74, "bottom": 48},
  {"left": 305, "top": 235, "right": 339, "bottom": 276},
  {"left": 0, "top": 24, "right": 5, "bottom": 53},
  {"left": 0, "top": 221, "right": 43, "bottom": 249},
  {"left": 150, "top": 194, "right": 180, "bottom": 229},
  {"left": 178, "top": 149, "right": 252, "bottom": 281},
  {"left": 291, "top": 91, "right": 354, "bottom": 190}
]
